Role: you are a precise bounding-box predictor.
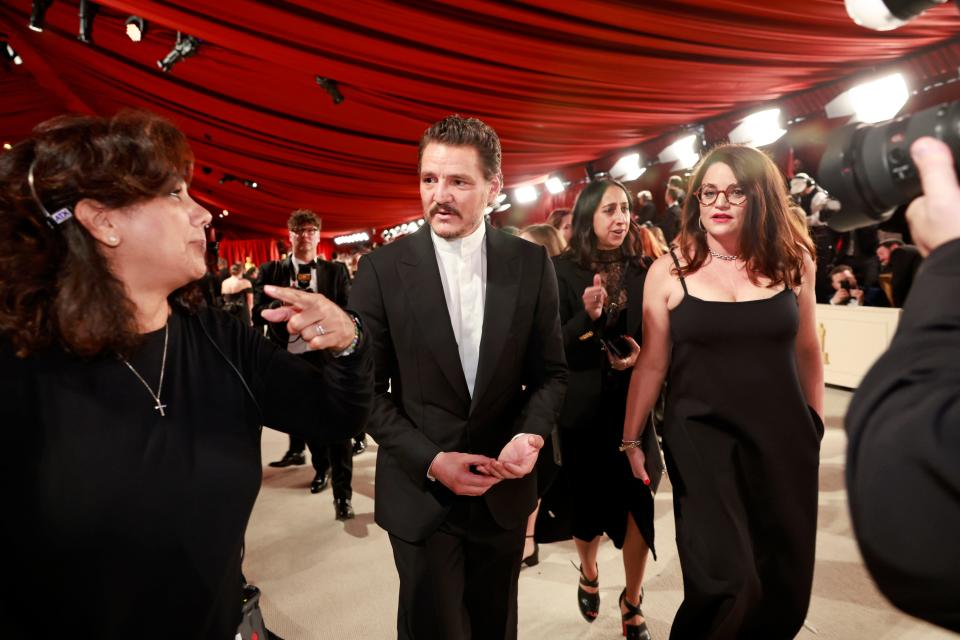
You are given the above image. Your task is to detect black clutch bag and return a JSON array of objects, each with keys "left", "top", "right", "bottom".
[{"left": 642, "top": 418, "right": 666, "bottom": 495}]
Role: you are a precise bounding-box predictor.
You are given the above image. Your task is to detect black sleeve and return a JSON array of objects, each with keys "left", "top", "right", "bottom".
[
  {"left": 515, "top": 250, "right": 567, "bottom": 438},
  {"left": 845, "top": 238, "right": 960, "bottom": 633},
  {"left": 204, "top": 308, "right": 373, "bottom": 444},
  {"left": 554, "top": 260, "right": 602, "bottom": 354},
  {"left": 333, "top": 262, "right": 351, "bottom": 307}
]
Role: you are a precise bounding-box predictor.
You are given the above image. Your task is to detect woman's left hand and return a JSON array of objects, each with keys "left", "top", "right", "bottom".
[
  {"left": 607, "top": 336, "right": 641, "bottom": 370},
  {"left": 261, "top": 285, "right": 355, "bottom": 352}
]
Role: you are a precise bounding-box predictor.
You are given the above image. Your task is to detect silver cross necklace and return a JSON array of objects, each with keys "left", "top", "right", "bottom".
[{"left": 121, "top": 323, "right": 169, "bottom": 417}]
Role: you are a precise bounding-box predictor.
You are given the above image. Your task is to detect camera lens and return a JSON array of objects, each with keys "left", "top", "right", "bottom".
[{"left": 818, "top": 100, "right": 960, "bottom": 232}]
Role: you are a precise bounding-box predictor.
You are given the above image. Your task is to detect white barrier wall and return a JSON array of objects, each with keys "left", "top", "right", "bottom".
[{"left": 815, "top": 304, "right": 902, "bottom": 389}]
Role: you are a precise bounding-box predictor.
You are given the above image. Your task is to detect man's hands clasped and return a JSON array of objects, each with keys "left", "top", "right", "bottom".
[{"left": 429, "top": 434, "right": 544, "bottom": 496}]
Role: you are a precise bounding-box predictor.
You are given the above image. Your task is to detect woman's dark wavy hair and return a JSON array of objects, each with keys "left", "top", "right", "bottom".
[
  {"left": 0, "top": 110, "right": 200, "bottom": 358},
  {"left": 562, "top": 178, "right": 643, "bottom": 269},
  {"left": 676, "top": 144, "right": 814, "bottom": 288}
]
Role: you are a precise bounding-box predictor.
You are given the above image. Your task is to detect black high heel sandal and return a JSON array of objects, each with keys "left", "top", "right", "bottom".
[
  {"left": 619, "top": 587, "right": 652, "bottom": 640},
  {"left": 520, "top": 535, "right": 539, "bottom": 568},
  {"left": 576, "top": 563, "right": 600, "bottom": 622}
]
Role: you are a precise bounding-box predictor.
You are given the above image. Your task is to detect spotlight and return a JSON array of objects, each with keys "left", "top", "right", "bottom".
[
  {"left": 222, "top": 209, "right": 229, "bottom": 216},
  {"left": 609, "top": 153, "right": 646, "bottom": 181},
  {"left": 545, "top": 176, "right": 566, "bottom": 194},
  {"left": 315, "top": 76, "right": 344, "bottom": 104},
  {"left": 241, "top": 179, "right": 259, "bottom": 189},
  {"left": 334, "top": 231, "right": 371, "bottom": 246},
  {"left": 125, "top": 16, "right": 146, "bottom": 42},
  {"left": 2, "top": 143, "right": 12, "bottom": 150},
  {"left": 658, "top": 134, "right": 700, "bottom": 170},
  {"left": 825, "top": 73, "right": 910, "bottom": 123},
  {"left": 29, "top": 0, "right": 51, "bottom": 33},
  {"left": 728, "top": 108, "right": 787, "bottom": 147},
  {"left": 3, "top": 43, "right": 23, "bottom": 66},
  {"left": 157, "top": 32, "right": 200, "bottom": 73},
  {"left": 844, "top": 0, "right": 952, "bottom": 31},
  {"left": 514, "top": 185, "right": 538, "bottom": 204}
]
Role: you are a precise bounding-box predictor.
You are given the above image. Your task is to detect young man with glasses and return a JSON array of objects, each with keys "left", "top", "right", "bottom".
[{"left": 253, "top": 209, "right": 358, "bottom": 520}]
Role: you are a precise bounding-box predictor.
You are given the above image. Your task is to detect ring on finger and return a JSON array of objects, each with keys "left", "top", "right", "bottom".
[{"left": 315, "top": 323, "right": 326, "bottom": 337}]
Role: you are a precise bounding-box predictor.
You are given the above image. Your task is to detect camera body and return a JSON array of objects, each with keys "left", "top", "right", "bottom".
[{"left": 818, "top": 100, "right": 960, "bottom": 231}]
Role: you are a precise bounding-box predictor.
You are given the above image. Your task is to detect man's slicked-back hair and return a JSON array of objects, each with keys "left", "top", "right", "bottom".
[{"left": 418, "top": 114, "right": 502, "bottom": 181}]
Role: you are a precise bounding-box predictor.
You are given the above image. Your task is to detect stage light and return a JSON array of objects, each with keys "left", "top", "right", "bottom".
[
  {"left": 2, "top": 143, "right": 12, "bottom": 150},
  {"left": 29, "top": 0, "right": 51, "bottom": 33},
  {"left": 826, "top": 73, "right": 909, "bottom": 123},
  {"left": 77, "top": 0, "right": 96, "bottom": 44},
  {"left": 222, "top": 209, "right": 229, "bottom": 216},
  {"left": 514, "top": 185, "right": 538, "bottom": 204},
  {"left": 728, "top": 108, "right": 787, "bottom": 147},
  {"left": 125, "top": 16, "right": 146, "bottom": 42},
  {"left": 315, "top": 76, "right": 344, "bottom": 104},
  {"left": 545, "top": 176, "right": 565, "bottom": 194},
  {"left": 3, "top": 43, "right": 23, "bottom": 65},
  {"left": 659, "top": 134, "right": 700, "bottom": 170},
  {"left": 334, "top": 232, "right": 370, "bottom": 246},
  {"left": 157, "top": 32, "right": 200, "bottom": 73},
  {"left": 844, "top": 0, "right": 951, "bottom": 31},
  {"left": 609, "top": 153, "right": 646, "bottom": 181}
]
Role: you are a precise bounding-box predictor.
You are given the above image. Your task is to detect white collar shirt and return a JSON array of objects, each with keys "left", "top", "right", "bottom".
[
  {"left": 431, "top": 222, "right": 487, "bottom": 398},
  {"left": 287, "top": 255, "right": 317, "bottom": 354}
]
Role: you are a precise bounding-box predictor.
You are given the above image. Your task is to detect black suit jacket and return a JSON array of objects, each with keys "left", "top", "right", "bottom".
[
  {"left": 553, "top": 254, "right": 647, "bottom": 429},
  {"left": 253, "top": 256, "right": 351, "bottom": 348},
  {"left": 846, "top": 238, "right": 960, "bottom": 632},
  {"left": 349, "top": 223, "right": 567, "bottom": 542}
]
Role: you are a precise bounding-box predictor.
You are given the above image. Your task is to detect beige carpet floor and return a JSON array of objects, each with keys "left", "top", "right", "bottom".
[{"left": 243, "top": 387, "right": 957, "bottom": 639}]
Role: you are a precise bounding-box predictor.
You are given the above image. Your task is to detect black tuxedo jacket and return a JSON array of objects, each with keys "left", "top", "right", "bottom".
[
  {"left": 846, "top": 238, "right": 960, "bottom": 632},
  {"left": 253, "top": 256, "right": 351, "bottom": 348},
  {"left": 553, "top": 254, "right": 647, "bottom": 429},
  {"left": 349, "top": 223, "right": 567, "bottom": 542}
]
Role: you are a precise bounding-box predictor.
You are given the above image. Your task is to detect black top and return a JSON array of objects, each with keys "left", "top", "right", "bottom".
[
  {"left": 846, "top": 238, "right": 960, "bottom": 633},
  {"left": 0, "top": 306, "right": 372, "bottom": 640}
]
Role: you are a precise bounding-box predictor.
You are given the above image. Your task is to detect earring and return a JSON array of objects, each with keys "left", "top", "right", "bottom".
[
  {"left": 697, "top": 217, "right": 705, "bottom": 232},
  {"left": 107, "top": 236, "right": 119, "bottom": 246}
]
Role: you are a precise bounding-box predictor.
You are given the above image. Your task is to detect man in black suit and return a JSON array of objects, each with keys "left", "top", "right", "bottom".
[
  {"left": 846, "top": 136, "right": 960, "bottom": 633},
  {"left": 253, "top": 209, "right": 356, "bottom": 520},
  {"left": 876, "top": 238, "right": 923, "bottom": 307},
  {"left": 349, "top": 115, "right": 567, "bottom": 639}
]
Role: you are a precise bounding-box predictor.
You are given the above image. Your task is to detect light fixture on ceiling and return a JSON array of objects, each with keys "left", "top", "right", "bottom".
[
  {"left": 334, "top": 232, "right": 371, "bottom": 246},
  {"left": 315, "top": 76, "right": 344, "bottom": 105},
  {"left": 609, "top": 153, "right": 646, "bottom": 182},
  {"left": 77, "top": 0, "right": 96, "bottom": 44},
  {"left": 241, "top": 179, "right": 259, "bottom": 189},
  {"left": 221, "top": 209, "right": 229, "bottom": 216},
  {"left": 29, "top": 0, "right": 52, "bottom": 33},
  {"left": 825, "top": 73, "right": 909, "bottom": 123},
  {"left": 514, "top": 185, "right": 538, "bottom": 204},
  {"left": 844, "top": 0, "right": 952, "bottom": 30},
  {"left": 545, "top": 176, "right": 566, "bottom": 194},
  {"left": 3, "top": 43, "right": 23, "bottom": 66},
  {"left": 728, "top": 108, "right": 787, "bottom": 147},
  {"left": 2, "top": 143, "right": 12, "bottom": 150},
  {"left": 658, "top": 134, "right": 700, "bottom": 170},
  {"left": 125, "top": 15, "right": 146, "bottom": 42},
  {"left": 157, "top": 32, "right": 200, "bottom": 73}
]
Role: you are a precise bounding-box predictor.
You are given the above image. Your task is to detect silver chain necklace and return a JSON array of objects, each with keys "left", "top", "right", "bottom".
[
  {"left": 121, "top": 323, "right": 169, "bottom": 417},
  {"left": 709, "top": 247, "right": 740, "bottom": 262}
]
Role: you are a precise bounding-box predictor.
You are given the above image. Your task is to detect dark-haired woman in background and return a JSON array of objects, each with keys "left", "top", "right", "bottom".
[
  {"left": 0, "top": 111, "right": 372, "bottom": 639},
  {"left": 222, "top": 262, "right": 254, "bottom": 326},
  {"left": 623, "top": 144, "right": 823, "bottom": 639},
  {"left": 553, "top": 179, "right": 654, "bottom": 639}
]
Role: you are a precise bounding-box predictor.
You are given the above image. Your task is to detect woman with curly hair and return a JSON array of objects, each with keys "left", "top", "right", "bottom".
[
  {"left": 623, "top": 144, "right": 823, "bottom": 639},
  {"left": 0, "top": 111, "right": 372, "bottom": 639}
]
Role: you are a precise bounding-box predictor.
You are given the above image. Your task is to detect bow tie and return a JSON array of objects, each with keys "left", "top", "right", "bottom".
[{"left": 296, "top": 259, "right": 316, "bottom": 268}]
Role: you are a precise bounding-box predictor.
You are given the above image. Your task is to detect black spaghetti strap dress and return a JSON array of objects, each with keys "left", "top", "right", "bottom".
[{"left": 664, "top": 250, "right": 823, "bottom": 640}]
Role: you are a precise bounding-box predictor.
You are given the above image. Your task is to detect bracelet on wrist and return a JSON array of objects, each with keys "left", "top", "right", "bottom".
[
  {"left": 334, "top": 313, "right": 362, "bottom": 358},
  {"left": 618, "top": 440, "right": 642, "bottom": 452}
]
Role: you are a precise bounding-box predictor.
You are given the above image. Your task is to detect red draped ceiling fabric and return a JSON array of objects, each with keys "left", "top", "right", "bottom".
[{"left": 2, "top": 1, "right": 959, "bottom": 241}]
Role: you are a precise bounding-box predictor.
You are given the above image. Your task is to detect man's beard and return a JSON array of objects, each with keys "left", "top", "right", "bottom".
[{"left": 428, "top": 202, "right": 474, "bottom": 239}]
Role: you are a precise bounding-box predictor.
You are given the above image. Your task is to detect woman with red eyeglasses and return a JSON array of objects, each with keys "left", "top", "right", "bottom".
[{"left": 622, "top": 144, "right": 824, "bottom": 639}]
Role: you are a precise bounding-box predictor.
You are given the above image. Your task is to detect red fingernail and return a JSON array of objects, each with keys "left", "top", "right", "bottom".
[{"left": 643, "top": 478, "right": 650, "bottom": 486}]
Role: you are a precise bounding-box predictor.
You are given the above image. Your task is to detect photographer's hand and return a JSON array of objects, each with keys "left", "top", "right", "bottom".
[
  {"left": 831, "top": 289, "right": 850, "bottom": 305},
  {"left": 907, "top": 137, "right": 960, "bottom": 256}
]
